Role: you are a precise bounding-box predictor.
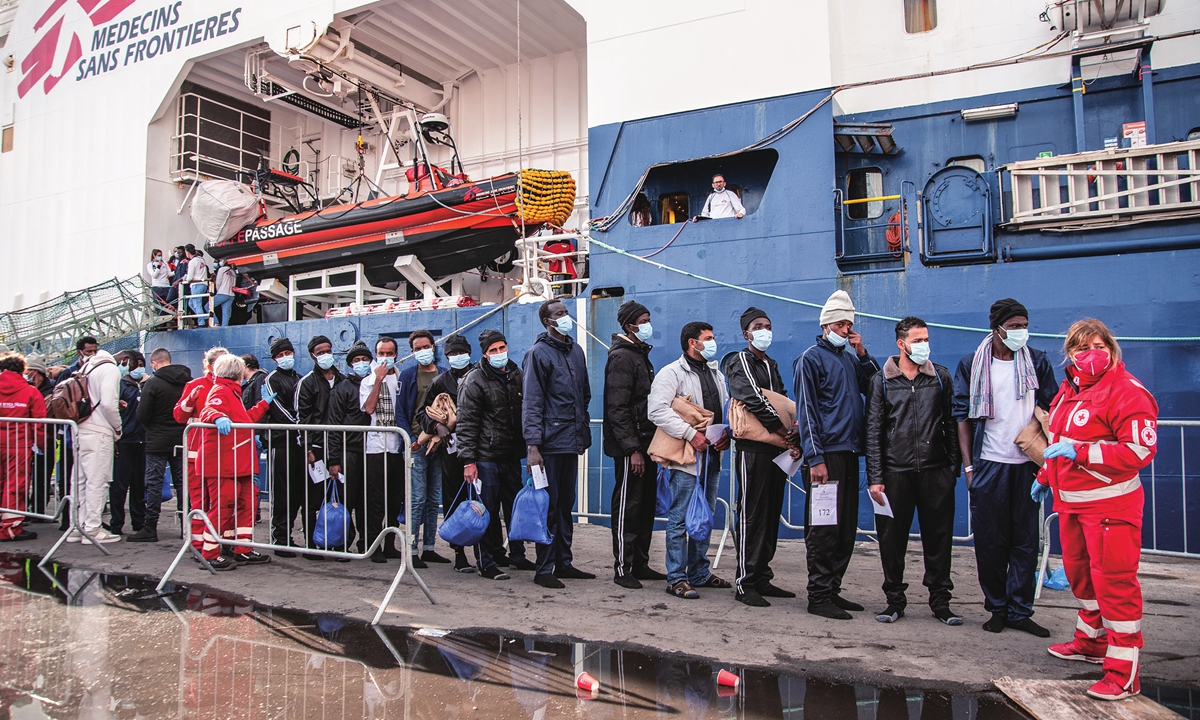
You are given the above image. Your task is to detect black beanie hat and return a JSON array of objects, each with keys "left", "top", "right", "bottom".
[
  {"left": 478, "top": 329, "right": 507, "bottom": 353},
  {"left": 269, "top": 337, "right": 294, "bottom": 359},
  {"left": 445, "top": 334, "right": 471, "bottom": 355},
  {"left": 740, "top": 306, "right": 769, "bottom": 332},
  {"left": 617, "top": 300, "right": 649, "bottom": 329},
  {"left": 989, "top": 298, "right": 1029, "bottom": 329},
  {"left": 307, "top": 335, "right": 332, "bottom": 354},
  {"left": 345, "top": 340, "right": 372, "bottom": 365}
]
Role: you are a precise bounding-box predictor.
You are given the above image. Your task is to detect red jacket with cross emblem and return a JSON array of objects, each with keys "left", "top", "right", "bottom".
[
  {"left": 1036, "top": 361, "right": 1158, "bottom": 515},
  {"left": 196, "top": 377, "right": 269, "bottom": 479}
]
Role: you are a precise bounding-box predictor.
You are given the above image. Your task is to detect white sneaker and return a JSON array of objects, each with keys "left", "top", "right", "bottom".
[
  {"left": 65, "top": 530, "right": 82, "bottom": 543},
  {"left": 82, "top": 529, "right": 121, "bottom": 545}
]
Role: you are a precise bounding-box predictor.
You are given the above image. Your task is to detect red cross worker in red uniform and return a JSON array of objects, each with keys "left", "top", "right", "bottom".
[
  {"left": 0, "top": 353, "right": 46, "bottom": 541},
  {"left": 175, "top": 347, "right": 228, "bottom": 558},
  {"left": 1033, "top": 318, "right": 1157, "bottom": 701}
]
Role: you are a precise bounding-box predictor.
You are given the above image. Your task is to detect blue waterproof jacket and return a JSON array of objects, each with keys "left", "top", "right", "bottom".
[
  {"left": 396, "top": 360, "right": 447, "bottom": 439},
  {"left": 793, "top": 335, "right": 880, "bottom": 466},
  {"left": 522, "top": 331, "right": 592, "bottom": 455}
]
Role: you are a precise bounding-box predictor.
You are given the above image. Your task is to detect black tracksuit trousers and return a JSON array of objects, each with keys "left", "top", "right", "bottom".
[
  {"left": 803, "top": 451, "right": 861, "bottom": 605},
  {"left": 611, "top": 453, "right": 658, "bottom": 578},
  {"left": 734, "top": 449, "right": 787, "bottom": 595},
  {"left": 875, "top": 466, "right": 956, "bottom": 611}
]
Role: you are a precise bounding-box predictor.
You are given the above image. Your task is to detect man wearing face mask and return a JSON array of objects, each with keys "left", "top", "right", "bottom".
[
  {"left": 360, "top": 336, "right": 407, "bottom": 564},
  {"left": 295, "top": 334, "right": 345, "bottom": 560},
  {"left": 952, "top": 298, "right": 1057, "bottom": 637},
  {"left": 865, "top": 318, "right": 961, "bottom": 625},
  {"left": 416, "top": 334, "right": 477, "bottom": 572},
  {"left": 794, "top": 291, "right": 880, "bottom": 618},
  {"left": 263, "top": 338, "right": 306, "bottom": 558},
  {"left": 397, "top": 330, "right": 449, "bottom": 566},
  {"left": 457, "top": 330, "right": 534, "bottom": 579},
  {"left": 603, "top": 301, "right": 665, "bottom": 589},
  {"left": 724, "top": 307, "right": 799, "bottom": 607},
  {"left": 326, "top": 341, "right": 374, "bottom": 554},
  {"left": 523, "top": 299, "right": 595, "bottom": 589},
  {"left": 107, "top": 351, "right": 147, "bottom": 536}
]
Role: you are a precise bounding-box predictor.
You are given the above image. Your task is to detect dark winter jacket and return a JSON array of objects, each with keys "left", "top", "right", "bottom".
[
  {"left": 295, "top": 367, "right": 344, "bottom": 457},
  {"left": 951, "top": 346, "right": 1058, "bottom": 465},
  {"left": 458, "top": 360, "right": 526, "bottom": 463},
  {"left": 602, "top": 334, "right": 655, "bottom": 458},
  {"left": 117, "top": 376, "right": 144, "bottom": 444},
  {"left": 793, "top": 336, "right": 880, "bottom": 465},
  {"left": 135, "top": 364, "right": 192, "bottom": 456},
  {"left": 723, "top": 348, "right": 789, "bottom": 455},
  {"left": 325, "top": 374, "right": 370, "bottom": 466},
  {"left": 396, "top": 361, "right": 447, "bottom": 439},
  {"left": 416, "top": 366, "right": 472, "bottom": 438},
  {"left": 865, "top": 357, "right": 960, "bottom": 485},
  {"left": 522, "top": 332, "right": 591, "bottom": 455},
  {"left": 264, "top": 367, "right": 300, "bottom": 442},
  {"left": 241, "top": 369, "right": 267, "bottom": 411}
]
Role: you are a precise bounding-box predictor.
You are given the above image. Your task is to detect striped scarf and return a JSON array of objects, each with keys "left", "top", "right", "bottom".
[
  {"left": 968, "top": 333, "right": 1039, "bottom": 420},
  {"left": 375, "top": 377, "right": 396, "bottom": 427}
]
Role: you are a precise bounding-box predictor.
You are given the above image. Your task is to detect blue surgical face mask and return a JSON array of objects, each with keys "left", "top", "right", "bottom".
[
  {"left": 826, "top": 330, "right": 849, "bottom": 348},
  {"left": 750, "top": 329, "right": 773, "bottom": 351},
  {"left": 351, "top": 361, "right": 372, "bottom": 377},
  {"left": 1001, "top": 328, "right": 1029, "bottom": 352},
  {"left": 276, "top": 355, "right": 295, "bottom": 371},
  {"left": 316, "top": 353, "right": 335, "bottom": 370},
  {"left": 905, "top": 341, "right": 931, "bottom": 365},
  {"left": 488, "top": 351, "right": 509, "bottom": 369},
  {"left": 448, "top": 353, "right": 471, "bottom": 370},
  {"left": 381, "top": 357, "right": 396, "bottom": 370},
  {"left": 130, "top": 367, "right": 146, "bottom": 380},
  {"left": 634, "top": 322, "right": 653, "bottom": 342},
  {"left": 414, "top": 348, "right": 435, "bottom": 366},
  {"left": 118, "top": 364, "right": 130, "bottom": 378},
  {"left": 700, "top": 339, "right": 717, "bottom": 361},
  {"left": 555, "top": 316, "right": 574, "bottom": 334}
]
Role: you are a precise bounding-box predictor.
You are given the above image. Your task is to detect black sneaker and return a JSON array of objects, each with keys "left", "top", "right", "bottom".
[
  {"left": 0, "top": 529, "right": 37, "bottom": 542},
  {"left": 1006, "top": 617, "right": 1051, "bottom": 637},
  {"left": 534, "top": 573, "right": 565, "bottom": 589},
  {"left": 876, "top": 605, "right": 905, "bottom": 623},
  {"left": 303, "top": 553, "right": 325, "bottom": 561},
  {"left": 832, "top": 595, "right": 865, "bottom": 611},
  {"left": 479, "top": 566, "right": 510, "bottom": 580},
  {"left": 614, "top": 574, "right": 642, "bottom": 589},
  {"left": 208, "top": 556, "right": 237, "bottom": 571},
  {"left": 757, "top": 582, "right": 796, "bottom": 598},
  {"left": 933, "top": 606, "right": 963, "bottom": 626},
  {"left": 983, "top": 613, "right": 1007, "bottom": 633},
  {"left": 633, "top": 567, "right": 668, "bottom": 581},
  {"left": 126, "top": 526, "right": 158, "bottom": 543},
  {"left": 234, "top": 551, "right": 271, "bottom": 565},
  {"left": 554, "top": 566, "right": 596, "bottom": 580},
  {"left": 410, "top": 555, "right": 428, "bottom": 569},
  {"left": 274, "top": 549, "right": 298, "bottom": 559},
  {"left": 102, "top": 523, "right": 123, "bottom": 536},
  {"left": 808, "top": 601, "right": 852, "bottom": 619},
  {"left": 371, "top": 550, "right": 387, "bottom": 564},
  {"left": 422, "top": 550, "right": 451, "bottom": 564},
  {"left": 495, "top": 555, "right": 510, "bottom": 568},
  {"left": 511, "top": 558, "right": 537, "bottom": 571},
  {"left": 736, "top": 588, "right": 771, "bottom": 607},
  {"left": 454, "top": 549, "right": 475, "bottom": 573}
]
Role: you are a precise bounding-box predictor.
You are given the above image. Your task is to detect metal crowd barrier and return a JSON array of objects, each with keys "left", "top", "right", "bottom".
[
  {"left": 156, "top": 422, "right": 435, "bottom": 623},
  {"left": 0, "top": 417, "right": 115, "bottom": 565}
]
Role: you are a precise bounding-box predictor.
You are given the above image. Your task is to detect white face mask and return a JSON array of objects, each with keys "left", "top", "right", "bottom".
[
  {"left": 1001, "top": 328, "right": 1029, "bottom": 351},
  {"left": 448, "top": 353, "right": 471, "bottom": 370},
  {"left": 826, "top": 330, "right": 849, "bottom": 348},
  {"left": 750, "top": 329, "right": 772, "bottom": 351},
  {"left": 905, "top": 340, "right": 931, "bottom": 365}
]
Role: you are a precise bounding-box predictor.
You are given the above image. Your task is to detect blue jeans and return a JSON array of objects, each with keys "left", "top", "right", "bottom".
[
  {"left": 211, "top": 293, "right": 234, "bottom": 326},
  {"left": 187, "top": 283, "right": 208, "bottom": 323},
  {"left": 410, "top": 444, "right": 442, "bottom": 551},
  {"left": 143, "top": 451, "right": 183, "bottom": 527},
  {"left": 665, "top": 453, "right": 721, "bottom": 587}
]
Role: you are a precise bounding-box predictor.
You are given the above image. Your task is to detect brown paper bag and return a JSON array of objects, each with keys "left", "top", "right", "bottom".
[
  {"left": 647, "top": 395, "right": 714, "bottom": 466},
  {"left": 729, "top": 389, "right": 796, "bottom": 448},
  {"left": 1015, "top": 406, "right": 1051, "bottom": 467}
]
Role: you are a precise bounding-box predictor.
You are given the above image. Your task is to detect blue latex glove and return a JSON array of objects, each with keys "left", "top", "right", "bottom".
[
  {"left": 1043, "top": 440, "right": 1077, "bottom": 461},
  {"left": 215, "top": 417, "right": 233, "bottom": 436},
  {"left": 261, "top": 385, "right": 278, "bottom": 405},
  {"left": 255, "top": 436, "right": 263, "bottom": 451},
  {"left": 1031, "top": 481, "right": 1051, "bottom": 503}
]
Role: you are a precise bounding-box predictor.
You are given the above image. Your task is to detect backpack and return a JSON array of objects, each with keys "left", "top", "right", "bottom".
[{"left": 47, "top": 357, "right": 111, "bottom": 422}]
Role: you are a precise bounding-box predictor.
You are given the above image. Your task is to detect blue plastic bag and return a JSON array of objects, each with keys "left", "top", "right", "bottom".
[
  {"left": 313, "top": 482, "right": 350, "bottom": 549},
  {"left": 654, "top": 465, "right": 671, "bottom": 516},
  {"left": 509, "top": 480, "right": 551, "bottom": 545},
  {"left": 685, "top": 453, "right": 713, "bottom": 541},
  {"left": 162, "top": 465, "right": 173, "bottom": 502},
  {"left": 438, "top": 483, "right": 490, "bottom": 547},
  {"left": 1043, "top": 565, "right": 1070, "bottom": 590}
]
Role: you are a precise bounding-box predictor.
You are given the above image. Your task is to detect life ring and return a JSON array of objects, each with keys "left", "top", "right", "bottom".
[
  {"left": 282, "top": 148, "right": 300, "bottom": 176},
  {"left": 885, "top": 212, "right": 903, "bottom": 253}
]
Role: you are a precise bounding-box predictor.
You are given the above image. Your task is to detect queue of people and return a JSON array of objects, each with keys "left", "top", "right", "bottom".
[{"left": 0, "top": 291, "right": 1158, "bottom": 701}]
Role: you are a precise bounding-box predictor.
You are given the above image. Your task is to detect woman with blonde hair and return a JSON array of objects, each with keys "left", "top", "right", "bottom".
[{"left": 1033, "top": 319, "right": 1158, "bottom": 700}]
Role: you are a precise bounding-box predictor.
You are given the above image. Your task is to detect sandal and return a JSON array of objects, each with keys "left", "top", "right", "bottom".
[
  {"left": 695, "top": 574, "right": 732, "bottom": 589},
  {"left": 667, "top": 581, "right": 699, "bottom": 599}
]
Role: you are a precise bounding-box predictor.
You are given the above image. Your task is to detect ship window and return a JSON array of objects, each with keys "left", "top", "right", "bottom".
[
  {"left": 846, "top": 168, "right": 884, "bottom": 220},
  {"left": 904, "top": 0, "right": 937, "bottom": 33},
  {"left": 659, "top": 192, "right": 690, "bottom": 225},
  {"left": 946, "top": 155, "right": 986, "bottom": 173},
  {"left": 174, "top": 81, "right": 271, "bottom": 183}
]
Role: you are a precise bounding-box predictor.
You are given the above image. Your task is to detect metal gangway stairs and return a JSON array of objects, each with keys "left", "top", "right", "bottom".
[{"left": 0, "top": 276, "right": 173, "bottom": 363}]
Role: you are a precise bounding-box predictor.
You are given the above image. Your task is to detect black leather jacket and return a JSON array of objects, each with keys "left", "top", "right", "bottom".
[{"left": 865, "top": 357, "right": 961, "bottom": 485}]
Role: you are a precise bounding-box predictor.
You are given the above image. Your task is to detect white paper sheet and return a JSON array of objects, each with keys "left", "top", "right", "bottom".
[
  {"left": 308, "top": 459, "right": 330, "bottom": 485},
  {"left": 704, "top": 424, "right": 729, "bottom": 444},
  {"left": 446, "top": 432, "right": 458, "bottom": 455},
  {"left": 810, "top": 482, "right": 839, "bottom": 526},
  {"left": 531, "top": 464, "right": 549, "bottom": 489},
  {"left": 772, "top": 449, "right": 801, "bottom": 477},
  {"left": 871, "top": 491, "right": 894, "bottom": 517}
]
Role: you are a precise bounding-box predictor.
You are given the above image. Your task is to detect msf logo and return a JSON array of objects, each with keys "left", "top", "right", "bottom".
[{"left": 18, "top": 0, "right": 136, "bottom": 98}]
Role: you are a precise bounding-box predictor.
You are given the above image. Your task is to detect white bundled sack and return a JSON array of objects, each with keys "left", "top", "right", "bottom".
[{"left": 191, "top": 180, "right": 260, "bottom": 244}]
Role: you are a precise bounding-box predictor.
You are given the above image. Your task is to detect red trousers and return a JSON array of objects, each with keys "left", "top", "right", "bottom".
[
  {"left": 1059, "top": 509, "right": 1144, "bottom": 689},
  {"left": 1, "top": 451, "right": 31, "bottom": 539},
  {"left": 202, "top": 475, "right": 255, "bottom": 560},
  {"left": 188, "top": 461, "right": 210, "bottom": 554}
]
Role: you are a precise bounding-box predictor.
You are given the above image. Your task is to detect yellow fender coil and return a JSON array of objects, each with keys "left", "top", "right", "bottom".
[{"left": 517, "top": 169, "right": 577, "bottom": 226}]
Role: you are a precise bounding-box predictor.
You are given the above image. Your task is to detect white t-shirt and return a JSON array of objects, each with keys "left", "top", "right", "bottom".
[
  {"left": 981, "top": 357, "right": 1036, "bottom": 464},
  {"left": 359, "top": 368, "right": 402, "bottom": 454},
  {"left": 146, "top": 260, "right": 171, "bottom": 287}
]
